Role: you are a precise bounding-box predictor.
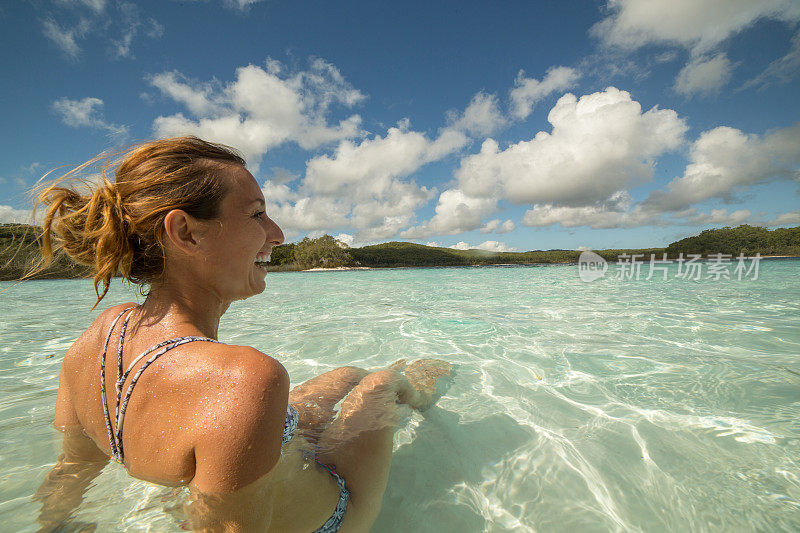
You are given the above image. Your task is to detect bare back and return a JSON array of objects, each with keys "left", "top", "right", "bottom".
[{"left": 55, "top": 302, "right": 289, "bottom": 489}]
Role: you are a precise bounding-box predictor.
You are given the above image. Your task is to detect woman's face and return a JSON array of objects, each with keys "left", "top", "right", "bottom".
[{"left": 200, "top": 164, "right": 284, "bottom": 301}]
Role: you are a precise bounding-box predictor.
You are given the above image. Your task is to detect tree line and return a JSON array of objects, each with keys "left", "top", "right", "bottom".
[{"left": 2, "top": 223, "right": 798, "bottom": 280}]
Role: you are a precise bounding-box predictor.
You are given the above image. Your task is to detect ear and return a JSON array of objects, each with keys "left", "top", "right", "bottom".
[{"left": 163, "top": 209, "right": 205, "bottom": 255}]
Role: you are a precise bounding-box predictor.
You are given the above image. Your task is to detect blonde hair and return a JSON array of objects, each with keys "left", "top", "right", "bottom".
[{"left": 31, "top": 136, "right": 246, "bottom": 306}]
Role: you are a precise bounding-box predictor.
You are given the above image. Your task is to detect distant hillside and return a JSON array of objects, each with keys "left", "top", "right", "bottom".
[
  {"left": 2, "top": 223, "right": 798, "bottom": 281},
  {"left": 666, "top": 225, "right": 800, "bottom": 256},
  {"left": 346, "top": 242, "right": 667, "bottom": 268},
  {"left": 0, "top": 224, "right": 91, "bottom": 281}
]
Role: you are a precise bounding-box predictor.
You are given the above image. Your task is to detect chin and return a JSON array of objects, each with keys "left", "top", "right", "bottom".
[
  {"left": 229, "top": 280, "right": 266, "bottom": 302},
  {"left": 249, "top": 279, "right": 267, "bottom": 297}
]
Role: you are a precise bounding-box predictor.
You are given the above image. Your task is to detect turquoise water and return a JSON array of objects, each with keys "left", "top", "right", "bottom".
[{"left": 1, "top": 260, "right": 799, "bottom": 532}]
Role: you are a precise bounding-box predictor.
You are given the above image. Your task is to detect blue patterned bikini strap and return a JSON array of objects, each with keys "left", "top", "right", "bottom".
[
  {"left": 99, "top": 306, "right": 219, "bottom": 463},
  {"left": 100, "top": 307, "right": 135, "bottom": 460},
  {"left": 301, "top": 450, "right": 350, "bottom": 533}
]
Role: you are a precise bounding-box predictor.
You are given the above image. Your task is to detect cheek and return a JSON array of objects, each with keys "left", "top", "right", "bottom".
[{"left": 208, "top": 226, "right": 244, "bottom": 260}]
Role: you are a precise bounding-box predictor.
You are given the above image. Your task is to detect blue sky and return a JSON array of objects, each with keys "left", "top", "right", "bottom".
[{"left": 1, "top": 0, "right": 799, "bottom": 252}]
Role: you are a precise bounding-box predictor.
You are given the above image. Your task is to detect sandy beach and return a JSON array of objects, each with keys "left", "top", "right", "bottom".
[{"left": 303, "top": 266, "right": 374, "bottom": 271}]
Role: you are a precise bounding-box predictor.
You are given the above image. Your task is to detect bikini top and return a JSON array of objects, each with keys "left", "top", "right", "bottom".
[{"left": 100, "top": 307, "right": 298, "bottom": 464}]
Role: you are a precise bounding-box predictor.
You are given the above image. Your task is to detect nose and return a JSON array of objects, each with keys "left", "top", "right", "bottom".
[{"left": 267, "top": 216, "right": 284, "bottom": 246}]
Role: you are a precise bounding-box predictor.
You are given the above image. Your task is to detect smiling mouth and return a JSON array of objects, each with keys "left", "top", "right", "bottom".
[{"left": 255, "top": 251, "right": 271, "bottom": 270}]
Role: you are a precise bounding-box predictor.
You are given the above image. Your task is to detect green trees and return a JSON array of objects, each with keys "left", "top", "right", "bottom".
[
  {"left": 292, "top": 235, "right": 353, "bottom": 269},
  {"left": 268, "top": 242, "right": 296, "bottom": 267},
  {"left": 2, "top": 224, "right": 799, "bottom": 280},
  {"left": 666, "top": 225, "right": 800, "bottom": 256}
]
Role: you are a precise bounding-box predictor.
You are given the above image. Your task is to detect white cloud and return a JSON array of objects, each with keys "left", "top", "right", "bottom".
[
  {"left": 296, "top": 122, "right": 470, "bottom": 240},
  {"left": 745, "top": 29, "right": 800, "bottom": 89},
  {"left": 592, "top": 0, "right": 800, "bottom": 53},
  {"left": 522, "top": 190, "right": 653, "bottom": 229},
  {"left": 304, "top": 126, "right": 463, "bottom": 197},
  {"left": 425, "top": 241, "right": 442, "bottom": 248},
  {"left": 448, "top": 240, "right": 516, "bottom": 252},
  {"left": 53, "top": 96, "right": 102, "bottom": 127},
  {"left": 500, "top": 219, "right": 515, "bottom": 233},
  {"left": 150, "top": 71, "right": 222, "bottom": 116},
  {"left": 448, "top": 92, "right": 505, "bottom": 136},
  {"left": 654, "top": 50, "right": 679, "bottom": 63},
  {"left": 225, "top": 0, "right": 264, "bottom": 9},
  {"left": 151, "top": 59, "right": 366, "bottom": 169},
  {"left": 114, "top": 31, "right": 135, "bottom": 59},
  {"left": 520, "top": 203, "right": 757, "bottom": 231},
  {"left": 0, "top": 205, "right": 33, "bottom": 224},
  {"left": 261, "top": 178, "right": 298, "bottom": 205},
  {"left": 42, "top": 3, "right": 161, "bottom": 61},
  {"left": 405, "top": 87, "right": 687, "bottom": 238},
  {"left": 172, "top": 0, "right": 265, "bottom": 10},
  {"left": 146, "top": 19, "right": 165, "bottom": 39},
  {"left": 42, "top": 18, "right": 87, "bottom": 59},
  {"left": 480, "top": 218, "right": 515, "bottom": 234},
  {"left": 456, "top": 87, "right": 687, "bottom": 206},
  {"left": 684, "top": 208, "right": 752, "bottom": 225},
  {"left": 110, "top": 2, "right": 147, "bottom": 59},
  {"left": 263, "top": 132, "right": 443, "bottom": 241},
  {"left": 59, "top": 0, "right": 106, "bottom": 12},
  {"left": 257, "top": 86, "right": 503, "bottom": 241},
  {"left": 479, "top": 219, "right": 500, "bottom": 233},
  {"left": 521, "top": 194, "right": 763, "bottom": 231},
  {"left": 400, "top": 188, "right": 497, "bottom": 239},
  {"left": 52, "top": 97, "right": 128, "bottom": 137},
  {"left": 674, "top": 54, "right": 732, "bottom": 97},
  {"left": 769, "top": 210, "right": 800, "bottom": 226},
  {"left": 348, "top": 181, "right": 435, "bottom": 241},
  {"left": 333, "top": 233, "right": 354, "bottom": 247},
  {"left": 643, "top": 122, "right": 800, "bottom": 212},
  {"left": 475, "top": 240, "right": 517, "bottom": 252},
  {"left": 266, "top": 195, "right": 350, "bottom": 232},
  {"left": 509, "top": 66, "right": 581, "bottom": 120}
]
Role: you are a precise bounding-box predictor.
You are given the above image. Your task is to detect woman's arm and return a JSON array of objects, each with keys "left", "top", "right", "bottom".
[
  {"left": 35, "top": 360, "right": 109, "bottom": 530},
  {"left": 34, "top": 428, "right": 109, "bottom": 530},
  {"left": 185, "top": 348, "right": 290, "bottom": 532}
]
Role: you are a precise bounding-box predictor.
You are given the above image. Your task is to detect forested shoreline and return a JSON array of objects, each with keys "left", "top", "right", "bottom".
[{"left": 2, "top": 223, "right": 798, "bottom": 280}]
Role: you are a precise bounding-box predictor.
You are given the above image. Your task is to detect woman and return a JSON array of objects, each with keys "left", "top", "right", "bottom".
[{"left": 32, "top": 137, "right": 452, "bottom": 532}]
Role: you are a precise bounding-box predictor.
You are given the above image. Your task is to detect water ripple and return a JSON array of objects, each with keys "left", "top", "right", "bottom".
[{"left": 1, "top": 261, "right": 799, "bottom": 531}]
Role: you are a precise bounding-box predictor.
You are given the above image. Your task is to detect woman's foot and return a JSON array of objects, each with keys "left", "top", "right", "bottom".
[
  {"left": 386, "top": 358, "right": 407, "bottom": 373},
  {"left": 401, "top": 359, "right": 454, "bottom": 411}
]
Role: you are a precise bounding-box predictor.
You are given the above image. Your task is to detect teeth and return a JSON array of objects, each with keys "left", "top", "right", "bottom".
[{"left": 255, "top": 252, "right": 271, "bottom": 263}]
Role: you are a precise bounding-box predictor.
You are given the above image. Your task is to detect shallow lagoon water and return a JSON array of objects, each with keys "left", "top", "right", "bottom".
[{"left": 1, "top": 260, "right": 799, "bottom": 532}]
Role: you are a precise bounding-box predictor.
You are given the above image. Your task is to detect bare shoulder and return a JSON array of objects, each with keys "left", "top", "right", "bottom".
[
  {"left": 189, "top": 345, "right": 290, "bottom": 493},
  {"left": 191, "top": 344, "right": 288, "bottom": 396},
  {"left": 61, "top": 302, "right": 138, "bottom": 368},
  {"left": 55, "top": 303, "right": 137, "bottom": 428},
  {"left": 93, "top": 302, "right": 139, "bottom": 325},
  {"left": 189, "top": 344, "right": 289, "bottom": 426}
]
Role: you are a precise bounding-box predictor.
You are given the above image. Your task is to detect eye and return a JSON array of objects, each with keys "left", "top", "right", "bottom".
[{"left": 252, "top": 210, "right": 266, "bottom": 219}]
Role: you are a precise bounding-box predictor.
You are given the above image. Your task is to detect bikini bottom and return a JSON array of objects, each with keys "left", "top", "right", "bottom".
[{"left": 304, "top": 451, "right": 350, "bottom": 533}]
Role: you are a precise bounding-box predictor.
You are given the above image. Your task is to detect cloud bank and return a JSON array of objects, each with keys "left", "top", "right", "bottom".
[{"left": 150, "top": 58, "right": 366, "bottom": 169}]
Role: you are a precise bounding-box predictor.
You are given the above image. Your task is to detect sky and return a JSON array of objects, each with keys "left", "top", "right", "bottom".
[{"left": 1, "top": 0, "right": 799, "bottom": 252}]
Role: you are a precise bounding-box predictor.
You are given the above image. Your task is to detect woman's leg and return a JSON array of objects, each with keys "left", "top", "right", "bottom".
[
  {"left": 315, "top": 362, "right": 452, "bottom": 531},
  {"left": 289, "top": 366, "right": 369, "bottom": 442}
]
